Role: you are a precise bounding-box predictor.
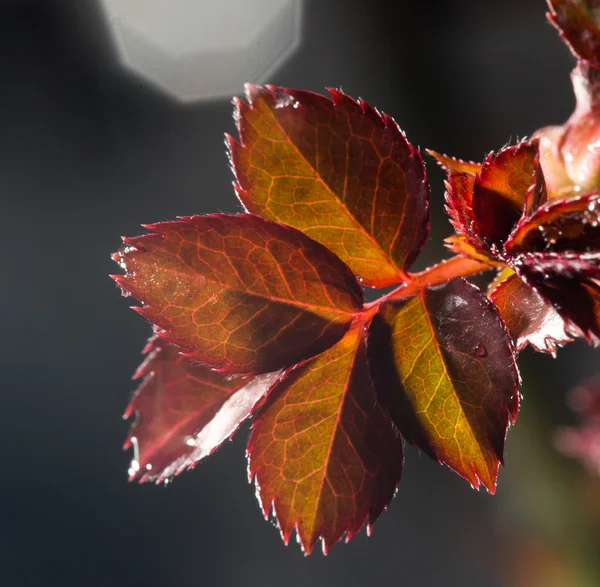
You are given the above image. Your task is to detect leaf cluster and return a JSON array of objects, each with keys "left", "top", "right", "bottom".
[{"left": 112, "top": 2, "right": 600, "bottom": 553}]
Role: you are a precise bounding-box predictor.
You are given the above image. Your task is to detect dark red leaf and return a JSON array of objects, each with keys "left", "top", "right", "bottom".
[
  {"left": 488, "top": 270, "right": 572, "bottom": 355},
  {"left": 229, "top": 84, "right": 430, "bottom": 287},
  {"left": 505, "top": 192, "right": 600, "bottom": 253},
  {"left": 368, "top": 278, "right": 520, "bottom": 493},
  {"left": 124, "top": 336, "right": 283, "bottom": 483},
  {"left": 443, "top": 170, "right": 481, "bottom": 242},
  {"left": 512, "top": 252, "right": 600, "bottom": 344},
  {"left": 472, "top": 140, "right": 540, "bottom": 244},
  {"left": 248, "top": 326, "right": 403, "bottom": 554},
  {"left": 547, "top": 0, "right": 600, "bottom": 68},
  {"left": 113, "top": 214, "right": 363, "bottom": 374}
]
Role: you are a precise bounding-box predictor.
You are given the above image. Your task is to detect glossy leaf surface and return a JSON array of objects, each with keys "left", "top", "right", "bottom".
[
  {"left": 229, "top": 84, "right": 430, "bottom": 287},
  {"left": 124, "top": 336, "right": 282, "bottom": 483},
  {"left": 472, "top": 141, "right": 540, "bottom": 244},
  {"left": 506, "top": 192, "right": 600, "bottom": 253},
  {"left": 113, "top": 214, "right": 363, "bottom": 374},
  {"left": 248, "top": 326, "right": 404, "bottom": 554},
  {"left": 488, "top": 271, "right": 572, "bottom": 355},
  {"left": 513, "top": 252, "right": 600, "bottom": 344},
  {"left": 368, "top": 279, "right": 520, "bottom": 492}
]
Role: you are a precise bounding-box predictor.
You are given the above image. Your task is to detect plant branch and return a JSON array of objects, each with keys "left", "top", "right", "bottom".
[{"left": 364, "top": 255, "right": 494, "bottom": 310}]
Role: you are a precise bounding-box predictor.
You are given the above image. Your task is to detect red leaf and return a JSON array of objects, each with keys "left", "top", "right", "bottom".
[
  {"left": 505, "top": 192, "right": 600, "bottom": 253},
  {"left": 368, "top": 279, "right": 520, "bottom": 493},
  {"left": 427, "top": 150, "right": 482, "bottom": 175},
  {"left": 113, "top": 214, "right": 363, "bottom": 374},
  {"left": 547, "top": 0, "right": 600, "bottom": 67},
  {"left": 248, "top": 326, "right": 404, "bottom": 554},
  {"left": 512, "top": 252, "right": 600, "bottom": 344},
  {"left": 472, "top": 140, "right": 540, "bottom": 244},
  {"left": 443, "top": 170, "right": 481, "bottom": 242},
  {"left": 229, "top": 84, "right": 430, "bottom": 287},
  {"left": 124, "top": 336, "right": 283, "bottom": 483},
  {"left": 488, "top": 270, "right": 572, "bottom": 355}
]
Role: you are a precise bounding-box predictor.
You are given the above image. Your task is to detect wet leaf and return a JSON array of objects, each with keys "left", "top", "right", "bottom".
[
  {"left": 547, "top": 0, "right": 600, "bottom": 67},
  {"left": 248, "top": 326, "right": 404, "bottom": 554},
  {"left": 444, "top": 234, "right": 501, "bottom": 265},
  {"left": 229, "top": 84, "right": 430, "bottom": 287},
  {"left": 472, "top": 140, "right": 540, "bottom": 244},
  {"left": 505, "top": 192, "right": 600, "bottom": 253},
  {"left": 124, "top": 336, "right": 282, "bottom": 483},
  {"left": 368, "top": 279, "right": 520, "bottom": 493},
  {"left": 113, "top": 214, "right": 363, "bottom": 374},
  {"left": 488, "top": 270, "right": 572, "bottom": 355},
  {"left": 512, "top": 252, "right": 600, "bottom": 344}
]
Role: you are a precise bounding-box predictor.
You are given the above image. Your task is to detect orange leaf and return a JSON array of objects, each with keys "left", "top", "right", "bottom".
[
  {"left": 113, "top": 214, "right": 363, "bottom": 374},
  {"left": 472, "top": 140, "right": 541, "bottom": 244},
  {"left": 368, "top": 279, "right": 520, "bottom": 493},
  {"left": 248, "top": 326, "right": 403, "bottom": 554},
  {"left": 229, "top": 85, "right": 430, "bottom": 287}
]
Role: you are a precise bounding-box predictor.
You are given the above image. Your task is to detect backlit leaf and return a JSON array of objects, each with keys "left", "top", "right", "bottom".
[
  {"left": 113, "top": 214, "right": 363, "bottom": 374},
  {"left": 427, "top": 150, "right": 482, "bottom": 175},
  {"left": 248, "top": 326, "right": 404, "bottom": 554},
  {"left": 444, "top": 235, "right": 501, "bottom": 265},
  {"left": 547, "top": 0, "right": 600, "bottom": 67},
  {"left": 505, "top": 192, "right": 600, "bottom": 253},
  {"left": 229, "top": 84, "right": 430, "bottom": 287},
  {"left": 443, "top": 170, "right": 481, "bottom": 242},
  {"left": 124, "top": 336, "right": 282, "bottom": 483},
  {"left": 368, "top": 279, "right": 520, "bottom": 493},
  {"left": 488, "top": 270, "right": 572, "bottom": 355},
  {"left": 512, "top": 252, "right": 600, "bottom": 344},
  {"left": 472, "top": 140, "right": 540, "bottom": 244}
]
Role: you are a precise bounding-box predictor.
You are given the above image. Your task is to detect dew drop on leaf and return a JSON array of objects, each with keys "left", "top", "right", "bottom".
[{"left": 475, "top": 342, "right": 487, "bottom": 357}]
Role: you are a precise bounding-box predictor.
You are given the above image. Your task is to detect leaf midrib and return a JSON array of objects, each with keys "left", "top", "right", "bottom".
[
  {"left": 304, "top": 329, "right": 363, "bottom": 541},
  {"left": 261, "top": 102, "right": 402, "bottom": 275},
  {"left": 139, "top": 255, "right": 358, "bottom": 319},
  {"left": 418, "top": 293, "right": 488, "bottom": 475}
]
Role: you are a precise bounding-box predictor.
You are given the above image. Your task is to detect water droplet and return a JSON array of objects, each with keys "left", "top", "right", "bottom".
[
  {"left": 475, "top": 342, "right": 487, "bottom": 357},
  {"left": 185, "top": 436, "right": 196, "bottom": 447},
  {"left": 145, "top": 463, "right": 153, "bottom": 471}
]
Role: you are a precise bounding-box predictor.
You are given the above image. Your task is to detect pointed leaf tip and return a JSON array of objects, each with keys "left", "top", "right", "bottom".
[
  {"left": 368, "top": 279, "right": 519, "bottom": 493},
  {"left": 230, "top": 84, "right": 430, "bottom": 287},
  {"left": 125, "top": 336, "right": 282, "bottom": 483},
  {"left": 248, "top": 327, "right": 403, "bottom": 554},
  {"left": 113, "top": 213, "right": 363, "bottom": 374}
]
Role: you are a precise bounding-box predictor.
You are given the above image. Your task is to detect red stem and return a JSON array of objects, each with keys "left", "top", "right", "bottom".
[{"left": 364, "top": 255, "right": 492, "bottom": 310}]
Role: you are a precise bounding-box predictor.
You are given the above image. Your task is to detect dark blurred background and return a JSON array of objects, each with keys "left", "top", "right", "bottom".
[{"left": 1, "top": 1, "right": 599, "bottom": 586}]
